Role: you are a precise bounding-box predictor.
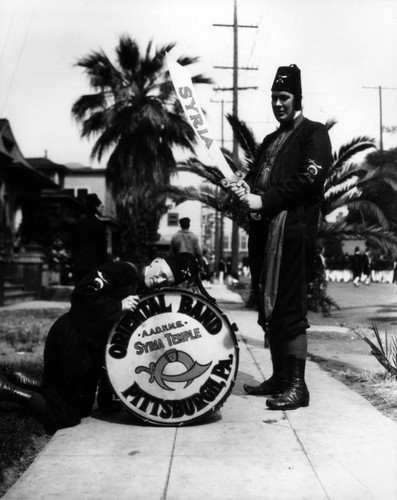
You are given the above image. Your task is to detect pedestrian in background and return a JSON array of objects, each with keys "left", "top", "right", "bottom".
[
  {"left": 169, "top": 217, "right": 205, "bottom": 278},
  {"left": 351, "top": 247, "right": 362, "bottom": 287},
  {"left": 229, "top": 63, "right": 332, "bottom": 410},
  {"left": 72, "top": 194, "right": 110, "bottom": 283},
  {"left": 208, "top": 255, "right": 216, "bottom": 283},
  {"left": 393, "top": 258, "right": 397, "bottom": 283},
  {"left": 361, "top": 247, "right": 371, "bottom": 285},
  {"left": 218, "top": 258, "right": 225, "bottom": 284},
  {"left": 200, "top": 249, "right": 212, "bottom": 288},
  {"left": 225, "top": 257, "right": 233, "bottom": 284},
  {"left": 169, "top": 217, "right": 202, "bottom": 259}
]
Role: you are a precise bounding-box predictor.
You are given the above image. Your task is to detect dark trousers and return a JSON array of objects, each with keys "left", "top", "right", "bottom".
[{"left": 249, "top": 221, "right": 310, "bottom": 342}]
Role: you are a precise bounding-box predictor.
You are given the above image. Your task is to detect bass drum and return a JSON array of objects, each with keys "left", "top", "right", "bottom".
[{"left": 105, "top": 287, "right": 239, "bottom": 426}]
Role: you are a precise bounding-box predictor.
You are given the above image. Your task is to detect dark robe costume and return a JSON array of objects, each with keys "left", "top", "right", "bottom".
[{"left": 40, "top": 262, "right": 139, "bottom": 430}]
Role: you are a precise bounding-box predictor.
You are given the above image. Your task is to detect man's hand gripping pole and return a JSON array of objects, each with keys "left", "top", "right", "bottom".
[{"left": 221, "top": 171, "right": 246, "bottom": 189}]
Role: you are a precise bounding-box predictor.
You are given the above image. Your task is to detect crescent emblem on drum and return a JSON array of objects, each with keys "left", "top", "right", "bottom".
[{"left": 135, "top": 348, "right": 212, "bottom": 391}]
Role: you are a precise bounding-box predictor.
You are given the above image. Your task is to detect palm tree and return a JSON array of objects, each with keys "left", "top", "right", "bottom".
[
  {"left": 72, "top": 36, "right": 212, "bottom": 262},
  {"left": 320, "top": 139, "right": 397, "bottom": 254}
]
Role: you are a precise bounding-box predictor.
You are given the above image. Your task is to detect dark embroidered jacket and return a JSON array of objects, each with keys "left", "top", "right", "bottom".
[{"left": 247, "top": 117, "right": 332, "bottom": 235}]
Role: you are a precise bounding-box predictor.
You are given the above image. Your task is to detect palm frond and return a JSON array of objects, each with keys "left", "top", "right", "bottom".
[
  {"left": 324, "top": 162, "right": 366, "bottom": 193},
  {"left": 116, "top": 36, "right": 141, "bottom": 74},
  {"left": 71, "top": 93, "right": 106, "bottom": 121},
  {"left": 324, "top": 118, "right": 337, "bottom": 131},
  {"left": 332, "top": 136, "right": 376, "bottom": 169},
  {"left": 358, "top": 165, "right": 397, "bottom": 191},
  {"left": 319, "top": 221, "right": 397, "bottom": 253},
  {"left": 226, "top": 113, "right": 258, "bottom": 166},
  {"left": 166, "top": 185, "right": 225, "bottom": 211},
  {"left": 177, "top": 55, "right": 200, "bottom": 66},
  {"left": 325, "top": 197, "right": 389, "bottom": 229},
  {"left": 323, "top": 183, "right": 362, "bottom": 213},
  {"left": 176, "top": 159, "right": 224, "bottom": 185},
  {"left": 75, "top": 49, "right": 123, "bottom": 91}
]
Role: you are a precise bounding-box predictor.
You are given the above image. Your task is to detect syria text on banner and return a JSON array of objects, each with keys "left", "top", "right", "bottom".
[{"left": 166, "top": 52, "right": 233, "bottom": 179}]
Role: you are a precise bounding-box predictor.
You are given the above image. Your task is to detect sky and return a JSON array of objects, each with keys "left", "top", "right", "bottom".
[{"left": 1, "top": 0, "right": 397, "bottom": 169}]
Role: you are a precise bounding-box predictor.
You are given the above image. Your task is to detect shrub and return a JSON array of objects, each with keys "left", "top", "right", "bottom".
[{"left": 354, "top": 324, "right": 397, "bottom": 377}]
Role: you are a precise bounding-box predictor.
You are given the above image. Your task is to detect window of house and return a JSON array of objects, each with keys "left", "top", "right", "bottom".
[
  {"left": 239, "top": 232, "right": 248, "bottom": 251},
  {"left": 168, "top": 213, "right": 179, "bottom": 226},
  {"left": 223, "top": 234, "right": 231, "bottom": 251}
]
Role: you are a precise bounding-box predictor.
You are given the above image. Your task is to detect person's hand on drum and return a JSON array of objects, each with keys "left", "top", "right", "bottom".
[{"left": 121, "top": 295, "right": 140, "bottom": 311}]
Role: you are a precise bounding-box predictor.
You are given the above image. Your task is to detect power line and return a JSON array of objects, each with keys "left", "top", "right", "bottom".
[
  {"left": 213, "top": 23, "right": 257, "bottom": 28},
  {"left": 1, "top": 2, "right": 37, "bottom": 112},
  {"left": 0, "top": 4, "right": 17, "bottom": 67},
  {"left": 214, "top": 65, "right": 258, "bottom": 70},
  {"left": 214, "top": 86, "right": 257, "bottom": 91}
]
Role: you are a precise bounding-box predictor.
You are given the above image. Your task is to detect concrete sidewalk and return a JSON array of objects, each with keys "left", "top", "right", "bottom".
[{"left": 3, "top": 286, "right": 397, "bottom": 499}]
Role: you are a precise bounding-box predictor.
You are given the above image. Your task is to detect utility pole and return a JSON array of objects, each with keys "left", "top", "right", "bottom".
[
  {"left": 363, "top": 85, "right": 397, "bottom": 151},
  {"left": 213, "top": 0, "right": 257, "bottom": 278},
  {"left": 211, "top": 98, "right": 232, "bottom": 271}
]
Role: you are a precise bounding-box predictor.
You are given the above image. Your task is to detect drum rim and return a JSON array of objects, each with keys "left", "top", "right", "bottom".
[{"left": 106, "top": 287, "right": 240, "bottom": 426}]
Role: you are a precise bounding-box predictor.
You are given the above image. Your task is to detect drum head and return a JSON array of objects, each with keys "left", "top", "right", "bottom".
[{"left": 106, "top": 288, "right": 239, "bottom": 426}]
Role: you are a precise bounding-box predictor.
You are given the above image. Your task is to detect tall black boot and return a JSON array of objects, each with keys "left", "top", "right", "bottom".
[
  {"left": 1, "top": 374, "right": 47, "bottom": 415},
  {"left": 8, "top": 371, "right": 41, "bottom": 391},
  {"left": 0, "top": 374, "right": 34, "bottom": 404},
  {"left": 266, "top": 355, "right": 309, "bottom": 410},
  {"left": 244, "top": 342, "right": 288, "bottom": 396}
]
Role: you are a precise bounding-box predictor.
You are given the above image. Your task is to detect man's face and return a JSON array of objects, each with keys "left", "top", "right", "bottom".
[
  {"left": 144, "top": 258, "right": 175, "bottom": 288},
  {"left": 271, "top": 91, "right": 296, "bottom": 124}
]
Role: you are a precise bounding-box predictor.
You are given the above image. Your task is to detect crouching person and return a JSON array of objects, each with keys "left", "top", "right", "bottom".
[{"left": 0, "top": 253, "right": 198, "bottom": 431}]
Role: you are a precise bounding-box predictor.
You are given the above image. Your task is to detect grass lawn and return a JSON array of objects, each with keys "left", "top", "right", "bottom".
[{"left": 0, "top": 309, "right": 63, "bottom": 497}]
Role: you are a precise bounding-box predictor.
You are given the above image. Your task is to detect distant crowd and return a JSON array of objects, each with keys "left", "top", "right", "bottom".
[{"left": 322, "top": 246, "right": 397, "bottom": 285}]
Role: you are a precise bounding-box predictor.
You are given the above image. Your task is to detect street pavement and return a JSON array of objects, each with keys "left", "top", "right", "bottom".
[{"left": 2, "top": 283, "right": 397, "bottom": 500}]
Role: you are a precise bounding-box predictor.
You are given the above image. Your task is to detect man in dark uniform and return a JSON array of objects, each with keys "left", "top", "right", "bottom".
[
  {"left": 351, "top": 246, "right": 362, "bottom": 286},
  {"left": 230, "top": 64, "right": 332, "bottom": 410},
  {"left": 72, "top": 193, "right": 110, "bottom": 283},
  {"left": 0, "top": 253, "right": 199, "bottom": 431}
]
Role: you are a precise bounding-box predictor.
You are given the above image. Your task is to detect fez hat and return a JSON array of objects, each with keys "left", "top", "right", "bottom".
[
  {"left": 88, "top": 261, "right": 139, "bottom": 298},
  {"left": 164, "top": 252, "right": 199, "bottom": 285},
  {"left": 271, "top": 64, "right": 302, "bottom": 110}
]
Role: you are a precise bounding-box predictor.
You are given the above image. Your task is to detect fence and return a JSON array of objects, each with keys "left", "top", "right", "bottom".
[{"left": 0, "top": 259, "right": 43, "bottom": 306}]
